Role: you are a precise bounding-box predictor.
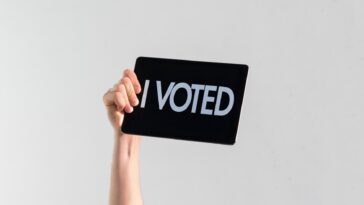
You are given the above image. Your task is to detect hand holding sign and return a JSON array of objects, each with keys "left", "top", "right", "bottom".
[{"left": 103, "top": 69, "right": 142, "bottom": 133}]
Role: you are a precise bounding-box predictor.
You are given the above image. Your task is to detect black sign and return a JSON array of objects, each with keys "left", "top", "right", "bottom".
[{"left": 122, "top": 57, "right": 248, "bottom": 145}]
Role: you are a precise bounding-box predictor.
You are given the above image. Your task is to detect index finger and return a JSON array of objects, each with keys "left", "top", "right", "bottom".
[{"left": 123, "top": 69, "right": 141, "bottom": 94}]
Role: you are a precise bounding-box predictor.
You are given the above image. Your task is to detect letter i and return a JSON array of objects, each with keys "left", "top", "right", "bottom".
[{"left": 140, "top": 79, "right": 150, "bottom": 108}]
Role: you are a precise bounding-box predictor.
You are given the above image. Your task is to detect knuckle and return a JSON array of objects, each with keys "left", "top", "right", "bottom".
[
  {"left": 102, "top": 95, "right": 108, "bottom": 104},
  {"left": 124, "top": 76, "right": 132, "bottom": 84},
  {"left": 115, "top": 92, "right": 125, "bottom": 105},
  {"left": 103, "top": 90, "right": 108, "bottom": 99},
  {"left": 124, "top": 78, "right": 134, "bottom": 92},
  {"left": 121, "top": 84, "right": 128, "bottom": 94},
  {"left": 120, "top": 77, "right": 126, "bottom": 84},
  {"left": 123, "top": 69, "right": 131, "bottom": 76},
  {"left": 115, "top": 91, "right": 122, "bottom": 99},
  {"left": 116, "top": 83, "right": 124, "bottom": 92},
  {"left": 119, "top": 100, "right": 125, "bottom": 108},
  {"left": 121, "top": 77, "right": 130, "bottom": 86},
  {"left": 103, "top": 90, "right": 113, "bottom": 105}
]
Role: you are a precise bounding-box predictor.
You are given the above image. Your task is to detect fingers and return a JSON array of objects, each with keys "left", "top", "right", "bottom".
[
  {"left": 103, "top": 69, "right": 141, "bottom": 114},
  {"left": 114, "top": 91, "right": 126, "bottom": 111},
  {"left": 114, "top": 83, "right": 134, "bottom": 113},
  {"left": 123, "top": 69, "right": 142, "bottom": 94},
  {"left": 120, "top": 77, "right": 139, "bottom": 106}
]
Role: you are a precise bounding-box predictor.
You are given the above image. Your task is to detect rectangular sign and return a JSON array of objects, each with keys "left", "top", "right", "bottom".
[{"left": 122, "top": 57, "right": 248, "bottom": 145}]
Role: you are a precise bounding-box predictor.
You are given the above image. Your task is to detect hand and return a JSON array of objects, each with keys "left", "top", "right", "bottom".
[{"left": 103, "top": 69, "right": 142, "bottom": 134}]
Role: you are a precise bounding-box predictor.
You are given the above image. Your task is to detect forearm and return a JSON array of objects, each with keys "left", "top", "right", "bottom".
[{"left": 109, "top": 133, "right": 143, "bottom": 205}]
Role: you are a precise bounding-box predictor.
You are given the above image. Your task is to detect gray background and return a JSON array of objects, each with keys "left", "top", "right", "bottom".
[{"left": 1, "top": 0, "right": 363, "bottom": 204}]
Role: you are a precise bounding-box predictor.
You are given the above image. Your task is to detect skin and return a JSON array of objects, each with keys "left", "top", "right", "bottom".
[{"left": 103, "top": 69, "right": 143, "bottom": 205}]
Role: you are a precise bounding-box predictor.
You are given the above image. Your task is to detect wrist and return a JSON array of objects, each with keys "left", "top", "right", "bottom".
[
  {"left": 113, "top": 128, "right": 123, "bottom": 138},
  {"left": 113, "top": 132, "right": 141, "bottom": 160}
]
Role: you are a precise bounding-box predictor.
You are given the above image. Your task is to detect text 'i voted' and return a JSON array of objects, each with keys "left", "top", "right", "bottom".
[{"left": 139, "top": 80, "right": 235, "bottom": 116}]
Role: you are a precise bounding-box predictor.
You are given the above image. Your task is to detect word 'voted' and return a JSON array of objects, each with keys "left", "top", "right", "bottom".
[{"left": 140, "top": 80, "right": 234, "bottom": 116}]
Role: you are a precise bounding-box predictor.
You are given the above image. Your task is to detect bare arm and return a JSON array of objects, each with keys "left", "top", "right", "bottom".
[{"left": 103, "top": 69, "right": 143, "bottom": 205}]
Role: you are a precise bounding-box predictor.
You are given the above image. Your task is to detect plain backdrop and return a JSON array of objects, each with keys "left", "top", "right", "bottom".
[{"left": 1, "top": 0, "right": 364, "bottom": 204}]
